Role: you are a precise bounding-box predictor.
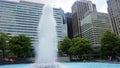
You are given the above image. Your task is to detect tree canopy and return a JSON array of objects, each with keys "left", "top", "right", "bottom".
[
  {"left": 0, "top": 32, "right": 9, "bottom": 58},
  {"left": 100, "top": 30, "right": 120, "bottom": 58},
  {"left": 59, "top": 37, "right": 72, "bottom": 55},
  {"left": 9, "top": 34, "right": 32, "bottom": 57},
  {"left": 59, "top": 37, "right": 92, "bottom": 57},
  {"left": 69, "top": 38, "right": 92, "bottom": 56}
]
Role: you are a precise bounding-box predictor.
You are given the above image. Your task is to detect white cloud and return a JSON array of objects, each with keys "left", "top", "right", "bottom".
[
  {"left": 56, "top": 0, "right": 76, "bottom": 12},
  {"left": 99, "top": 3, "right": 108, "bottom": 13}
]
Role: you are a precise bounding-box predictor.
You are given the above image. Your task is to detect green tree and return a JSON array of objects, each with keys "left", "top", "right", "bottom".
[
  {"left": 69, "top": 38, "right": 92, "bottom": 56},
  {"left": 9, "top": 34, "right": 32, "bottom": 58},
  {"left": 100, "top": 30, "right": 120, "bottom": 58},
  {"left": 113, "top": 38, "right": 120, "bottom": 56},
  {"left": 0, "top": 32, "right": 9, "bottom": 58},
  {"left": 59, "top": 37, "right": 72, "bottom": 56}
]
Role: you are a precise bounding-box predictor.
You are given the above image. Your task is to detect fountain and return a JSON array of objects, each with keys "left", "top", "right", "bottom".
[
  {"left": 36, "top": 5, "right": 57, "bottom": 63},
  {"left": 31, "top": 2, "right": 63, "bottom": 68}
]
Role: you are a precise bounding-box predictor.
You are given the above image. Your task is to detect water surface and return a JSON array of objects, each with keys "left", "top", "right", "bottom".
[{"left": 0, "top": 62, "right": 120, "bottom": 68}]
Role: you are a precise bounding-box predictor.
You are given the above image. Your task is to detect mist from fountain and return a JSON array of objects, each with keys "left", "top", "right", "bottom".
[
  {"left": 31, "top": 2, "right": 63, "bottom": 68},
  {"left": 36, "top": 4, "right": 58, "bottom": 63}
]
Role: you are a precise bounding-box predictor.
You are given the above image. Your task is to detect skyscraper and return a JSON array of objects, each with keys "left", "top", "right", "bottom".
[
  {"left": 107, "top": 0, "right": 120, "bottom": 36},
  {"left": 65, "top": 13, "right": 73, "bottom": 39},
  {"left": 0, "top": 0, "right": 64, "bottom": 44},
  {"left": 81, "top": 12, "right": 112, "bottom": 47},
  {"left": 72, "top": 0, "right": 96, "bottom": 37}
]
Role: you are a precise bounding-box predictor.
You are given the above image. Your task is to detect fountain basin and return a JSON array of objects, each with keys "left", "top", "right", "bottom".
[
  {"left": 0, "top": 62, "right": 120, "bottom": 68},
  {"left": 31, "top": 62, "right": 63, "bottom": 68}
]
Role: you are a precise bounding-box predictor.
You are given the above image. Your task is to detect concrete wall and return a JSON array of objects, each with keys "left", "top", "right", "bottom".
[{"left": 57, "top": 57, "right": 70, "bottom": 62}]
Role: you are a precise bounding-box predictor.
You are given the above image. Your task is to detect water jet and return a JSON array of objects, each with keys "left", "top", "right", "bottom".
[{"left": 31, "top": 2, "right": 62, "bottom": 68}]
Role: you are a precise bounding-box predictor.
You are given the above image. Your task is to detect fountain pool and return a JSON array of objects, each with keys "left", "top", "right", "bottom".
[{"left": 0, "top": 62, "right": 120, "bottom": 68}]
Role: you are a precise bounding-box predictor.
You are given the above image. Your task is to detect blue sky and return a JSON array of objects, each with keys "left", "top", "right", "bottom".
[{"left": 6, "top": 0, "right": 107, "bottom": 13}]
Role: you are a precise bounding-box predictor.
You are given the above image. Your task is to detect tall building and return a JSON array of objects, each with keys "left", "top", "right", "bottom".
[
  {"left": 65, "top": 13, "right": 73, "bottom": 39},
  {"left": 107, "top": 0, "right": 120, "bottom": 36},
  {"left": 72, "top": 0, "right": 96, "bottom": 37},
  {"left": 81, "top": 12, "right": 112, "bottom": 47},
  {"left": 60, "top": 9, "right": 68, "bottom": 38},
  {"left": 0, "top": 0, "right": 64, "bottom": 44}
]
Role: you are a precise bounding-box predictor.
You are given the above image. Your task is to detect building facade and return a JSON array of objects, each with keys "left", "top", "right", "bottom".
[
  {"left": 0, "top": 0, "right": 64, "bottom": 44},
  {"left": 107, "top": 0, "right": 120, "bottom": 36},
  {"left": 72, "top": 0, "right": 96, "bottom": 37},
  {"left": 81, "top": 12, "right": 112, "bottom": 47},
  {"left": 65, "top": 13, "right": 73, "bottom": 39},
  {"left": 60, "top": 9, "right": 68, "bottom": 38}
]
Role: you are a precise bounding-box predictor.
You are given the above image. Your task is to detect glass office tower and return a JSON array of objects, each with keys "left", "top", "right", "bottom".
[
  {"left": 81, "top": 12, "right": 112, "bottom": 47},
  {"left": 0, "top": 0, "right": 64, "bottom": 44}
]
